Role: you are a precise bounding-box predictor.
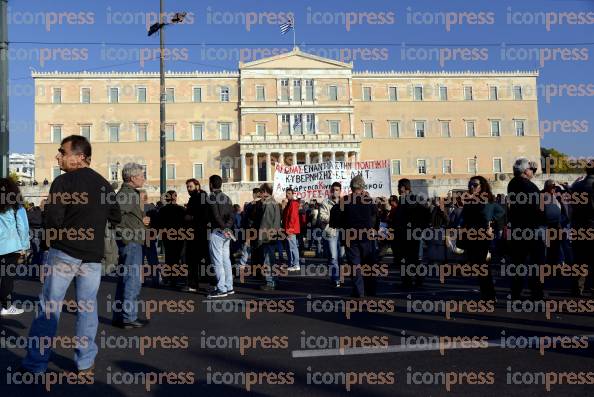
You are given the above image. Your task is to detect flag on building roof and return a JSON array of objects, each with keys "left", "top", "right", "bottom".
[{"left": 280, "top": 16, "right": 294, "bottom": 35}]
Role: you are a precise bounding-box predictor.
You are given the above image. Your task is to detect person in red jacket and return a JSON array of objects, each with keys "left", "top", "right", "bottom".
[{"left": 283, "top": 188, "right": 301, "bottom": 271}]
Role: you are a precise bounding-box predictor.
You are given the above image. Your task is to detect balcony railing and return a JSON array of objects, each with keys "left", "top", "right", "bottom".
[{"left": 240, "top": 133, "right": 359, "bottom": 142}]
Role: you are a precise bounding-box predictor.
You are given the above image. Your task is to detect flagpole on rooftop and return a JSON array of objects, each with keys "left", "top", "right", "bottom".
[{"left": 293, "top": 16, "right": 296, "bottom": 49}]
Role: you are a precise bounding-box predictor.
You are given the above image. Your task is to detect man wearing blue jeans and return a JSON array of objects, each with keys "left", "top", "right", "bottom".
[
  {"left": 319, "top": 182, "right": 344, "bottom": 287},
  {"left": 24, "top": 249, "right": 102, "bottom": 372},
  {"left": 282, "top": 188, "right": 301, "bottom": 272},
  {"left": 206, "top": 175, "right": 235, "bottom": 298},
  {"left": 112, "top": 163, "right": 150, "bottom": 328},
  {"left": 22, "top": 135, "right": 121, "bottom": 375}
]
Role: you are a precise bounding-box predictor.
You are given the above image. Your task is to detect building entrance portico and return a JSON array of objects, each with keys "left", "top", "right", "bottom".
[{"left": 239, "top": 134, "right": 360, "bottom": 182}]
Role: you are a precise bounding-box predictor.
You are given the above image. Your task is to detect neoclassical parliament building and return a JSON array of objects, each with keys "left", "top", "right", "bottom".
[{"left": 33, "top": 48, "right": 540, "bottom": 201}]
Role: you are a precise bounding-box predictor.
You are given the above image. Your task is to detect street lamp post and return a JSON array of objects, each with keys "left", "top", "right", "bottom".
[
  {"left": 474, "top": 155, "right": 478, "bottom": 175},
  {"left": 158, "top": 0, "right": 166, "bottom": 199},
  {"left": 0, "top": 0, "right": 9, "bottom": 178},
  {"left": 148, "top": 3, "right": 186, "bottom": 199}
]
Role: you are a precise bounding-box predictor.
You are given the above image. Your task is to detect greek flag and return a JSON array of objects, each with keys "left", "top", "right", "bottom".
[
  {"left": 280, "top": 17, "right": 294, "bottom": 35},
  {"left": 293, "top": 115, "right": 302, "bottom": 131}
]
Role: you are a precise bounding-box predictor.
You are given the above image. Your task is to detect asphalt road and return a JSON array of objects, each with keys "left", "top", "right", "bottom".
[{"left": 1, "top": 255, "right": 593, "bottom": 397}]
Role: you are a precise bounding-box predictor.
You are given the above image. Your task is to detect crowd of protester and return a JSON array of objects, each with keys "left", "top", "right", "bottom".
[{"left": 0, "top": 135, "right": 592, "bottom": 376}]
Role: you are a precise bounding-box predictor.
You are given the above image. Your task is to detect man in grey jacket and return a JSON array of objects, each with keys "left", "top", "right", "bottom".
[
  {"left": 112, "top": 163, "right": 150, "bottom": 329},
  {"left": 319, "top": 181, "right": 344, "bottom": 287}
]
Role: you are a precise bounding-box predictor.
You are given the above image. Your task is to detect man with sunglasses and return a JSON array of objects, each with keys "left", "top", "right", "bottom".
[
  {"left": 21, "top": 135, "right": 121, "bottom": 375},
  {"left": 507, "top": 158, "right": 546, "bottom": 300}
]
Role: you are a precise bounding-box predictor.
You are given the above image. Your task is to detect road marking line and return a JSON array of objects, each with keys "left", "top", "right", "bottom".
[
  {"left": 292, "top": 340, "right": 501, "bottom": 358},
  {"left": 292, "top": 335, "right": 594, "bottom": 358},
  {"left": 202, "top": 289, "right": 473, "bottom": 303}
]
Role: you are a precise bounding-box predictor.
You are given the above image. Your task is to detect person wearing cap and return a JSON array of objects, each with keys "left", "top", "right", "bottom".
[
  {"left": 331, "top": 175, "right": 378, "bottom": 297},
  {"left": 507, "top": 158, "right": 546, "bottom": 300}
]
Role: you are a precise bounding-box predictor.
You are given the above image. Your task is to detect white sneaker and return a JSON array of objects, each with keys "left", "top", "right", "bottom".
[
  {"left": 0, "top": 305, "right": 24, "bottom": 316},
  {"left": 287, "top": 265, "right": 301, "bottom": 272}
]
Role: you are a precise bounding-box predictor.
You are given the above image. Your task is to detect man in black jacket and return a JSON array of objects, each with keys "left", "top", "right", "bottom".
[
  {"left": 238, "top": 188, "right": 261, "bottom": 268},
  {"left": 569, "top": 163, "right": 594, "bottom": 296},
  {"left": 507, "top": 158, "right": 546, "bottom": 300},
  {"left": 156, "top": 190, "right": 187, "bottom": 288},
  {"left": 206, "top": 175, "right": 235, "bottom": 298},
  {"left": 185, "top": 179, "right": 210, "bottom": 292},
  {"left": 331, "top": 175, "right": 378, "bottom": 297},
  {"left": 392, "top": 178, "right": 431, "bottom": 289},
  {"left": 22, "top": 135, "right": 121, "bottom": 375}
]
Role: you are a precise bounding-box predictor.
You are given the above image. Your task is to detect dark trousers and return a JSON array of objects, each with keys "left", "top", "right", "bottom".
[
  {"left": 142, "top": 239, "right": 159, "bottom": 287},
  {"left": 163, "top": 240, "right": 184, "bottom": 285},
  {"left": 0, "top": 253, "right": 19, "bottom": 309},
  {"left": 142, "top": 239, "right": 159, "bottom": 266},
  {"left": 251, "top": 243, "right": 264, "bottom": 280},
  {"left": 509, "top": 234, "right": 546, "bottom": 299},
  {"left": 573, "top": 237, "right": 594, "bottom": 294},
  {"left": 466, "top": 240, "right": 494, "bottom": 299},
  {"left": 186, "top": 238, "right": 211, "bottom": 288},
  {"left": 393, "top": 239, "right": 422, "bottom": 287},
  {"left": 345, "top": 240, "right": 376, "bottom": 297}
]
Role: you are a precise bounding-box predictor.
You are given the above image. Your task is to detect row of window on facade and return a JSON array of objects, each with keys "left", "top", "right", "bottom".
[
  {"left": 379, "top": 85, "right": 524, "bottom": 102},
  {"left": 50, "top": 122, "right": 232, "bottom": 143},
  {"left": 51, "top": 162, "right": 228, "bottom": 182},
  {"left": 362, "top": 119, "right": 526, "bottom": 138},
  {"left": 391, "top": 157, "right": 505, "bottom": 176},
  {"left": 50, "top": 86, "right": 225, "bottom": 104},
  {"left": 49, "top": 118, "right": 526, "bottom": 143},
  {"left": 49, "top": 83, "right": 524, "bottom": 104},
  {"left": 260, "top": 81, "right": 523, "bottom": 102}
]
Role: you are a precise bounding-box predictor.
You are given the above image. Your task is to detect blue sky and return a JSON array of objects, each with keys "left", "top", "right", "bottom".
[{"left": 6, "top": 0, "right": 594, "bottom": 155}]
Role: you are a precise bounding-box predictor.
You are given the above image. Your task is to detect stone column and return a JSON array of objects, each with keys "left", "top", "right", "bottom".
[
  {"left": 252, "top": 152, "right": 258, "bottom": 182},
  {"left": 331, "top": 151, "right": 336, "bottom": 164},
  {"left": 349, "top": 113, "right": 354, "bottom": 135},
  {"left": 305, "top": 152, "right": 310, "bottom": 164},
  {"left": 279, "top": 152, "right": 284, "bottom": 166},
  {"left": 293, "top": 152, "right": 298, "bottom": 165},
  {"left": 240, "top": 153, "right": 247, "bottom": 182},
  {"left": 266, "top": 152, "right": 271, "bottom": 181}
]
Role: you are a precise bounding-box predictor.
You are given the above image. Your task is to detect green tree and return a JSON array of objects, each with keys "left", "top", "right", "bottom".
[
  {"left": 8, "top": 171, "right": 20, "bottom": 183},
  {"left": 541, "top": 147, "right": 573, "bottom": 174}
]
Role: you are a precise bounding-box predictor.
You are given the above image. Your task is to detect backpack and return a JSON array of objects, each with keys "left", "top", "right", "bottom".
[
  {"left": 329, "top": 201, "right": 343, "bottom": 229},
  {"left": 102, "top": 223, "right": 119, "bottom": 274}
]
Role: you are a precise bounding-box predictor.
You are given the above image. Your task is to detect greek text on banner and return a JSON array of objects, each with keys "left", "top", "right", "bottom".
[{"left": 273, "top": 160, "right": 392, "bottom": 200}]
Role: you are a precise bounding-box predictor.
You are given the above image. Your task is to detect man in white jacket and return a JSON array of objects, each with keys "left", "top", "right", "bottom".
[{"left": 318, "top": 182, "right": 344, "bottom": 287}]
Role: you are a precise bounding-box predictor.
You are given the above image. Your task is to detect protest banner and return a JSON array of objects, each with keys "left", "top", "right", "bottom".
[{"left": 273, "top": 160, "right": 392, "bottom": 200}]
